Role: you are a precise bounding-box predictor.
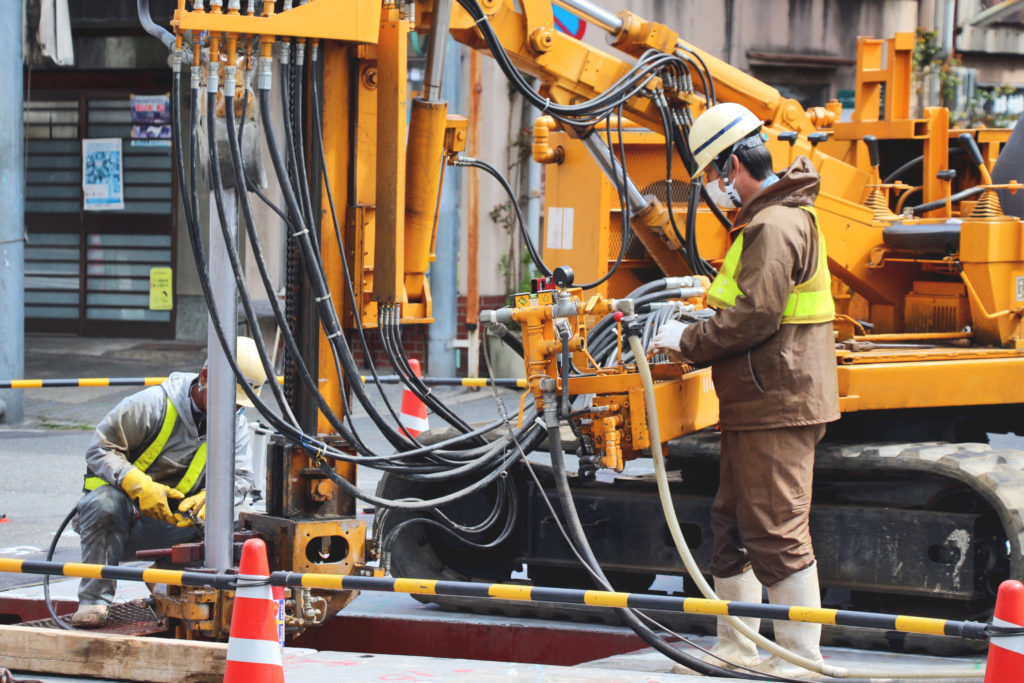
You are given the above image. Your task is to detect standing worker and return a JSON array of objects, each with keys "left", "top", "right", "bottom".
[
  {"left": 650, "top": 103, "right": 839, "bottom": 678},
  {"left": 70, "top": 337, "right": 267, "bottom": 628}
]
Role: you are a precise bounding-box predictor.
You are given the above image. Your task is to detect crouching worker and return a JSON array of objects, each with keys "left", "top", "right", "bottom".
[{"left": 70, "top": 337, "right": 266, "bottom": 628}]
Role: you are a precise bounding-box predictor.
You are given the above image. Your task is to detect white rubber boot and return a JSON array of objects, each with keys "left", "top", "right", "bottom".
[
  {"left": 671, "top": 569, "right": 762, "bottom": 674},
  {"left": 759, "top": 562, "right": 824, "bottom": 679}
]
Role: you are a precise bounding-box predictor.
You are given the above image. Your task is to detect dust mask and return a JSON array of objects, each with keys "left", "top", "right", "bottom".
[{"left": 703, "top": 173, "right": 742, "bottom": 210}]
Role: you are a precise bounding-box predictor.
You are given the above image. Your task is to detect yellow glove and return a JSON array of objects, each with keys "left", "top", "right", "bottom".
[
  {"left": 120, "top": 468, "right": 184, "bottom": 525},
  {"left": 176, "top": 490, "right": 206, "bottom": 528}
]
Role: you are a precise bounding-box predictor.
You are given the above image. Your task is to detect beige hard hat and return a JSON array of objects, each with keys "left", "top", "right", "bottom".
[
  {"left": 234, "top": 336, "right": 267, "bottom": 408},
  {"left": 688, "top": 102, "right": 764, "bottom": 178}
]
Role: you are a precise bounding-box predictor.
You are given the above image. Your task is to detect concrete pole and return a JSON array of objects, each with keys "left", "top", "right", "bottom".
[
  {"left": 205, "top": 189, "right": 238, "bottom": 572},
  {"left": 0, "top": 0, "right": 25, "bottom": 424},
  {"left": 427, "top": 37, "right": 463, "bottom": 377}
]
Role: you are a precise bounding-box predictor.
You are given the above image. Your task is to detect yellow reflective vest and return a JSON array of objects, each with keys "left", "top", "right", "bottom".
[
  {"left": 706, "top": 205, "right": 834, "bottom": 324},
  {"left": 83, "top": 398, "right": 208, "bottom": 495}
]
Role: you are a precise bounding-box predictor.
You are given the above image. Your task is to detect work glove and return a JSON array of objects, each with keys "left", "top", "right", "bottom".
[
  {"left": 176, "top": 490, "right": 206, "bottom": 528},
  {"left": 649, "top": 319, "right": 688, "bottom": 354},
  {"left": 120, "top": 468, "right": 184, "bottom": 526}
]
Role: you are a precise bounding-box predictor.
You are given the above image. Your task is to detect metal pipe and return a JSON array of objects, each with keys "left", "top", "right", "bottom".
[
  {"left": 423, "top": 0, "right": 454, "bottom": 101},
  {"left": 969, "top": 0, "right": 1024, "bottom": 27},
  {"left": 428, "top": 35, "right": 463, "bottom": 377},
  {"left": 137, "top": 0, "right": 176, "bottom": 51},
  {"left": 552, "top": 0, "right": 622, "bottom": 34},
  {"left": 526, "top": 106, "right": 543, "bottom": 253},
  {"left": 205, "top": 182, "right": 238, "bottom": 573},
  {"left": 582, "top": 133, "right": 646, "bottom": 212},
  {"left": 853, "top": 331, "right": 972, "bottom": 342},
  {"left": 0, "top": 0, "right": 23, "bottom": 424},
  {"left": 938, "top": 0, "right": 956, "bottom": 59}
]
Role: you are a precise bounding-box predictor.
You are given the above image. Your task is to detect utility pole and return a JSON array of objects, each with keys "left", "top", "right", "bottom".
[{"left": 0, "top": 0, "right": 25, "bottom": 424}]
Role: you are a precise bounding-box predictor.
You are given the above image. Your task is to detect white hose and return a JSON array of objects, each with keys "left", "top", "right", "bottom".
[{"left": 627, "top": 334, "right": 984, "bottom": 680}]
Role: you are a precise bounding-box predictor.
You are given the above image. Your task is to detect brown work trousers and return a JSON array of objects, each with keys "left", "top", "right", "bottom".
[{"left": 709, "top": 423, "right": 826, "bottom": 586}]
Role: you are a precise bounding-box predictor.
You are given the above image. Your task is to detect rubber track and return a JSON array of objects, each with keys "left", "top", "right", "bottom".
[{"left": 384, "top": 439, "right": 1023, "bottom": 655}]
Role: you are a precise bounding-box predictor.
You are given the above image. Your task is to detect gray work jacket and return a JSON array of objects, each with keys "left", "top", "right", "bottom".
[{"left": 83, "top": 372, "right": 255, "bottom": 507}]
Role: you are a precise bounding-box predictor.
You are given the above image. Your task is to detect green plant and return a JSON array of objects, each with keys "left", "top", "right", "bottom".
[
  {"left": 912, "top": 28, "right": 962, "bottom": 111},
  {"left": 495, "top": 247, "right": 539, "bottom": 296},
  {"left": 961, "top": 85, "right": 1020, "bottom": 129}
]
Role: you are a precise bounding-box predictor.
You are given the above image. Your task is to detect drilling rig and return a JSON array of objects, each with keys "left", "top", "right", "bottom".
[{"left": 146, "top": 0, "right": 1022, "bottom": 655}]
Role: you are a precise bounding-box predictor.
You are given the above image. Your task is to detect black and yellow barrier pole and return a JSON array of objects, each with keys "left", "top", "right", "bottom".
[
  {"left": 0, "top": 376, "right": 526, "bottom": 389},
  {"left": 0, "top": 556, "right": 1002, "bottom": 642},
  {"left": 0, "top": 557, "right": 236, "bottom": 591},
  {"left": 280, "top": 573, "right": 991, "bottom": 641}
]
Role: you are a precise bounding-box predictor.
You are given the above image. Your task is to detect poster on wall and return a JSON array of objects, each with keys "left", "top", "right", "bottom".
[
  {"left": 82, "top": 138, "right": 125, "bottom": 211},
  {"left": 130, "top": 93, "right": 172, "bottom": 148}
]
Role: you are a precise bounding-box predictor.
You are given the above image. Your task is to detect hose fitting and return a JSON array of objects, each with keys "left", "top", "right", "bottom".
[
  {"left": 207, "top": 64, "right": 219, "bottom": 94},
  {"left": 257, "top": 56, "right": 273, "bottom": 91}
]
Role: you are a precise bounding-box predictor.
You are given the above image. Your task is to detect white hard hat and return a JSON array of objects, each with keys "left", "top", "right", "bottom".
[
  {"left": 688, "top": 102, "right": 764, "bottom": 178},
  {"left": 234, "top": 336, "right": 267, "bottom": 408}
]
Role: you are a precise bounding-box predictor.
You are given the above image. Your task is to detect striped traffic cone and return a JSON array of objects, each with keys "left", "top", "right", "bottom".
[
  {"left": 224, "top": 538, "right": 284, "bottom": 683},
  {"left": 985, "top": 579, "right": 1024, "bottom": 682},
  {"left": 399, "top": 358, "right": 429, "bottom": 438}
]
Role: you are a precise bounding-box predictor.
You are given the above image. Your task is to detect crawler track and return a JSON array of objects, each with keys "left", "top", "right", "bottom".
[{"left": 377, "top": 437, "right": 1023, "bottom": 655}]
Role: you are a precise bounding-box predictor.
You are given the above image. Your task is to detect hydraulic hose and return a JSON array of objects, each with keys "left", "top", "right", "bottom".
[
  {"left": 908, "top": 186, "right": 984, "bottom": 217},
  {"left": 209, "top": 69, "right": 300, "bottom": 429},
  {"left": 542, "top": 382, "right": 765, "bottom": 679},
  {"left": 258, "top": 81, "right": 421, "bottom": 452},
  {"left": 627, "top": 333, "right": 984, "bottom": 680},
  {"left": 222, "top": 67, "right": 367, "bottom": 443},
  {"left": 43, "top": 506, "right": 78, "bottom": 630},
  {"left": 307, "top": 43, "right": 409, "bottom": 436}
]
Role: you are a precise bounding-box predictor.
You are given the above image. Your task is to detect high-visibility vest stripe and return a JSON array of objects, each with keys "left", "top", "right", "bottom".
[
  {"left": 174, "top": 442, "right": 207, "bottom": 494},
  {"left": 84, "top": 397, "right": 205, "bottom": 495},
  {"left": 707, "top": 205, "right": 834, "bottom": 325},
  {"left": 134, "top": 400, "right": 179, "bottom": 472}
]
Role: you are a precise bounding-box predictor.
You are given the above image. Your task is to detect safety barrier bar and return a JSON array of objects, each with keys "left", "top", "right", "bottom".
[
  {"left": 0, "top": 376, "right": 526, "bottom": 389},
  {"left": 0, "top": 556, "right": 1006, "bottom": 642}
]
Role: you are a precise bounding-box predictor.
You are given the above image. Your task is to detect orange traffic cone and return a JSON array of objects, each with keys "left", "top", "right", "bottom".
[
  {"left": 985, "top": 579, "right": 1024, "bottom": 682},
  {"left": 399, "top": 358, "right": 429, "bottom": 438},
  {"left": 224, "top": 538, "right": 284, "bottom": 683}
]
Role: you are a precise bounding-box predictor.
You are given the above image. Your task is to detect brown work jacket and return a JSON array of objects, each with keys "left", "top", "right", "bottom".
[{"left": 679, "top": 156, "right": 840, "bottom": 431}]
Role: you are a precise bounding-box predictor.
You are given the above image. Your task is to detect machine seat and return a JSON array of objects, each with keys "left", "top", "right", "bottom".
[{"left": 882, "top": 219, "right": 961, "bottom": 256}]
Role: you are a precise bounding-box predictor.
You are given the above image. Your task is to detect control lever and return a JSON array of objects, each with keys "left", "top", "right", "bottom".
[{"left": 957, "top": 133, "right": 993, "bottom": 184}]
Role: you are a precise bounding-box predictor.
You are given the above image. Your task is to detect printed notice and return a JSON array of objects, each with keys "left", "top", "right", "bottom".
[
  {"left": 545, "top": 207, "right": 575, "bottom": 250},
  {"left": 149, "top": 267, "right": 173, "bottom": 311},
  {"left": 82, "top": 138, "right": 125, "bottom": 211}
]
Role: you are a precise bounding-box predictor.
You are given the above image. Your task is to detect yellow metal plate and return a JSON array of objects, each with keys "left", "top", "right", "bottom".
[{"left": 175, "top": 1, "right": 379, "bottom": 43}]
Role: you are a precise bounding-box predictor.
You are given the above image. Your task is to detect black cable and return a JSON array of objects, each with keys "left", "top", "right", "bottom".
[
  {"left": 308, "top": 45, "right": 408, "bottom": 435},
  {"left": 676, "top": 43, "right": 716, "bottom": 104},
  {"left": 460, "top": 157, "right": 550, "bottom": 277},
  {"left": 210, "top": 84, "right": 299, "bottom": 417},
  {"left": 43, "top": 506, "right": 78, "bottom": 630},
  {"left": 544, "top": 416, "right": 760, "bottom": 678},
  {"left": 223, "top": 73, "right": 369, "bottom": 444},
  {"left": 882, "top": 147, "right": 966, "bottom": 184},
  {"left": 259, "top": 85, "right": 422, "bottom": 452},
  {"left": 908, "top": 186, "right": 985, "bottom": 216},
  {"left": 289, "top": 49, "right": 320, "bottom": 255},
  {"left": 384, "top": 303, "right": 483, "bottom": 439}
]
